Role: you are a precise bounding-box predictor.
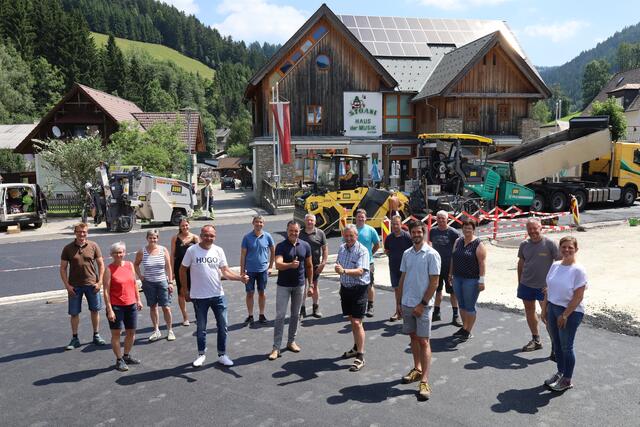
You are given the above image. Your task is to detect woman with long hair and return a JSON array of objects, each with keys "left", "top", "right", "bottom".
[{"left": 170, "top": 217, "right": 199, "bottom": 326}]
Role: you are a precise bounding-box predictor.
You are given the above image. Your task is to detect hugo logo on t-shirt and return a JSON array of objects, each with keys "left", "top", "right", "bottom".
[{"left": 196, "top": 256, "right": 219, "bottom": 264}]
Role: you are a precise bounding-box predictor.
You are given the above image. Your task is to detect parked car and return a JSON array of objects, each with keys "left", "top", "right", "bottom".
[
  {"left": 221, "top": 176, "right": 235, "bottom": 190},
  {"left": 0, "top": 183, "right": 47, "bottom": 229}
]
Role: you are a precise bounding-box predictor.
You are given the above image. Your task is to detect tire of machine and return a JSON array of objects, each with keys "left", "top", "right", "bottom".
[
  {"left": 620, "top": 186, "right": 637, "bottom": 207},
  {"left": 550, "top": 191, "right": 568, "bottom": 212},
  {"left": 531, "top": 193, "right": 545, "bottom": 212},
  {"left": 573, "top": 190, "right": 587, "bottom": 211}
]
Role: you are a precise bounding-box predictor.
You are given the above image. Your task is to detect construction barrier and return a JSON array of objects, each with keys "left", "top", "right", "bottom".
[{"left": 381, "top": 217, "right": 391, "bottom": 242}]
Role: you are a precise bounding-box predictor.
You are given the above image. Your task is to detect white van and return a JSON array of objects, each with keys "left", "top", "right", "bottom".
[{"left": 0, "top": 183, "right": 47, "bottom": 229}]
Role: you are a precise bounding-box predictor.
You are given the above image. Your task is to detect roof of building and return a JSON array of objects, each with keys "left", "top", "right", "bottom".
[
  {"left": 584, "top": 68, "right": 640, "bottom": 113},
  {"left": 376, "top": 46, "right": 454, "bottom": 91},
  {"left": 413, "top": 31, "right": 550, "bottom": 101},
  {"left": 77, "top": 84, "right": 142, "bottom": 123},
  {"left": 132, "top": 111, "right": 204, "bottom": 152},
  {"left": 245, "top": 4, "right": 398, "bottom": 97},
  {"left": 0, "top": 124, "right": 37, "bottom": 150},
  {"left": 215, "top": 157, "right": 244, "bottom": 170},
  {"left": 215, "top": 128, "right": 231, "bottom": 138}
]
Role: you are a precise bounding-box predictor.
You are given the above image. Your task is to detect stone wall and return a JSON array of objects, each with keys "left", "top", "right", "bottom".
[
  {"left": 437, "top": 118, "right": 463, "bottom": 133},
  {"left": 519, "top": 118, "right": 540, "bottom": 142},
  {"left": 253, "top": 143, "right": 296, "bottom": 205}
]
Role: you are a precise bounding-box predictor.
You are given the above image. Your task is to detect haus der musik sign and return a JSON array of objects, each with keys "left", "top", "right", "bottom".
[{"left": 343, "top": 92, "right": 382, "bottom": 137}]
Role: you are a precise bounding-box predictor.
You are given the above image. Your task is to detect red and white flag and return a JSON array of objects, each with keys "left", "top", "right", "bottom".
[{"left": 271, "top": 102, "right": 291, "bottom": 164}]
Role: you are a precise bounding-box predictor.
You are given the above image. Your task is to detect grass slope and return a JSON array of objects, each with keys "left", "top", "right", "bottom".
[{"left": 91, "top": 32, "right": 214, "bottom": 79}]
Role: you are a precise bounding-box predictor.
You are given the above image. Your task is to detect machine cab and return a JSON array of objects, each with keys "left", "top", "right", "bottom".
[{"left": 312, "top": 154, "right": 367, "bottom": 192}]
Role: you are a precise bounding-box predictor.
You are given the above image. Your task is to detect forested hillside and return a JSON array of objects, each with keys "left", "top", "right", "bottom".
[
  {"left": 539, "top": 21, "right": 640, "bottom": 110},
  {"left": 0, "top": 0, "right": 279, "bottom": 153}
]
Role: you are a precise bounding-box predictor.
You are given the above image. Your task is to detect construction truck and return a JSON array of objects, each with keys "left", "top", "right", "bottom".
[
  {"left": 486, "top": 116, "right": 639, "bottom": 212},
  {"left": 93, "top": 164, "right": 194, "bottom": 232},
  {"left": 293, "top": 154, "right": 409, "bottom": 233},
  {"left": 410, "top": 133, "right": 529, "bottom": 216}
]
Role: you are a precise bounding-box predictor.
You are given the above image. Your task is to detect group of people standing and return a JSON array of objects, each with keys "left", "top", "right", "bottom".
[{"left": 59, "top": 209, "right": 587, "bottom": 399}]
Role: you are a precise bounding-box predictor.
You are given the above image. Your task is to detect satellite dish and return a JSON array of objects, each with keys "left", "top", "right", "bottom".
[{"left": 52, "top": 126, "right": 62, "bottom": 138}]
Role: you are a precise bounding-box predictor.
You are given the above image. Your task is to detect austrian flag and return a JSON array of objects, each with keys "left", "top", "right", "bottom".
[{"left": 271, "top": 102, "right": 292, "bottom": 164}]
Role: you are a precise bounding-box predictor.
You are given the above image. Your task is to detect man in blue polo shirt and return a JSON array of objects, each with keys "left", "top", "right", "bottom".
[
  {"left": 268, "top": 221, "right": 312, "bottom": 360},
  {"left": 240, "top": 215, "right": 275, "bottom": 325},
  {"left": 355, "top": 209, "right": 380, "bottom": 318}
]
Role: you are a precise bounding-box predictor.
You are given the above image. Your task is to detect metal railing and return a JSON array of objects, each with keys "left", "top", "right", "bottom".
[
  {"left": 261, "top": 179, "right": 298, "bottom": 212},
  {"left": 47, "top": 195, "right": 83, "bottom": 216}
]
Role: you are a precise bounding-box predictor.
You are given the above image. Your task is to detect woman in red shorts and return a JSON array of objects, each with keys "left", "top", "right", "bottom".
[{"left": 104, "top": 241, "right": 143, "bottom": 372}]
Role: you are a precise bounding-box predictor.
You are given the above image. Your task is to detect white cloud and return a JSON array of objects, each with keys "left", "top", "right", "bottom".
[
  {"left": 161, "top": 0, "right": 199, "bottom": 15},
  {"left": 212, "top": 0, "right": 308, "bottom": 43},
  {"left": 417, "top": 0, "right": 510, "bottom": 11},
  {"left": 523, "top": 20, "right": 589, "bottom": 43}
]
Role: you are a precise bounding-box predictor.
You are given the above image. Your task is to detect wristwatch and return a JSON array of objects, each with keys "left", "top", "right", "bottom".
[{"left": 421, "top": 299, "right": 429, "bottom": 306}]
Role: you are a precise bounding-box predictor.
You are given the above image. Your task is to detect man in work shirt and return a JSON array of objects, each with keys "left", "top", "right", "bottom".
[
  {"left": 240, "top": 215, "right": 275, "bottom": 325},
  {"left": 335, "top": 224, "right": 370, "bottom": 372},
  {"left": 354, "top": 209, "right": 380, "bottom": 317},
  {"left": 60, "top": 222, "right": 106, "bottom": 350},
  {"left": 384, "top": 214, "right": 412, "bottom": 322},
  {"left": 399, "top": 221, "right": 441, "bottom": 401},
  {"left": 269, "top": 221, "right": 313, "bottom": 360},
  {"left": 180, "top": 225, "right": 248, "bottom": 368},
  {"left": 429, "top": 210, "right": 462, "bottom": 326},
  {"left": 299, "top": 213, "right": 328, "bottom": 318},
  {"left": 517, "top": 217, "right": 560, "bottom": 353}
]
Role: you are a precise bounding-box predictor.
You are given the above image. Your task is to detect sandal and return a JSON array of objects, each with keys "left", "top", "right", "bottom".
[
  {"left": 342, "top": 348, "right": 358, "bottom": 359},
  {"left": 349, "top": 358, "right": 365, "bottom": 372}
]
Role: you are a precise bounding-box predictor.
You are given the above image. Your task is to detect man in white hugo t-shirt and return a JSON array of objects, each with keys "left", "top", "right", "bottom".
[{"left": 180, "top": 225, "right": 248, "bottom": 368}]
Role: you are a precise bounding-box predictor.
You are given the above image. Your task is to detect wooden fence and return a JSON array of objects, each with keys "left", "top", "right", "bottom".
[{"left": 261, "top": 180, "right": 298, "bottom": 213}]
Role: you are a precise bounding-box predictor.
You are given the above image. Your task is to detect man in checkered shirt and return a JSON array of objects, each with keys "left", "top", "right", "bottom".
[{"left": 335, "top": 224, "right": 370, "bottom": 372}]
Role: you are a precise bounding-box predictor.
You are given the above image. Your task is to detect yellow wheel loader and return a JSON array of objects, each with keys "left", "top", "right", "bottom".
[{"left": 293, "top": 154, "right": 409, "bottom": 234}]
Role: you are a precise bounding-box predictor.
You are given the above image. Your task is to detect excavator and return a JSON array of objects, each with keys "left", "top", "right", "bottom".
[{"left": 293, "top": 154, "right": 409, "bottom": 233}]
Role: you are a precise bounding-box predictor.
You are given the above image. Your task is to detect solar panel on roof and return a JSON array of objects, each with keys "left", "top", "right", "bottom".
[
  {"left": 373, "top": 29, "right": 388, "bottom": 42},
  {"left": 431, "top": 20, "right": 447, "bottom": 31},
  {"left": 399, "top": 30, "right": 414, "bottom": 43},
  {"left": 341, "top": 15, "right": 356, "bottom": 27},
  {"left": 386, "top": 29, "right": 401, "bottom": 42},
  {"left": 381, "top": 16, "right": 396, "bottom": 28},
  {"left": 393, "top": 17, "right": 410, "bottom": 30},
  {"left": 406, "top": 17, "right": 421, "bottom": 30},
  {"left": 444, "top": 20, "right": 459, "bottom": 31},
  {"left": 362, "top": 41, "right": 377, "bottom": 54},
  {"left": 439, "top": 31, "right": 454, "bottom": 44},
  {"left": 375, "top": 42, "right": 391, "bottom": 56},
  {"left": 457, "top": 20, "right": 471, "bottom": 31},
  {"left": 415, "top": 44, "right": 431, "bottom": 56},
  {"left": 358, "top": 28, "right": 373, "bottom": 41},
  {"left": 402, "top": 43, "right": 418, "bottom": 56},
  {"left": 412, "top": 31, "right": 427, "bottom": 43},
  {"left": 348, "top": 27, "right": 360, "bottom": 38},
  {"left": 389, "top": 43, "right": 404, "bottom": 56},
  {"left": 425, "top": 30, "right": 441, "bottom": 43},
  {"left": 355, "top": 15, "right": 369, "bottom": 27},
  {"left": 419, "top": 18, "right": 434, "bottom": 30},
  {"left": 368, "top": 16, "right": 383, "bottom": 28}
]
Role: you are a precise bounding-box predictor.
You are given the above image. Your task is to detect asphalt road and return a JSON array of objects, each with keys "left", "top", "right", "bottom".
[
  {"left": 0, "top": 219, "right": 344, "bottom": 298},
  {"left": 1, "top": 201, "right": 638, "bottom": 298},
  {"left": 1, "top": 278, "right": 639, "bottom": 426}
]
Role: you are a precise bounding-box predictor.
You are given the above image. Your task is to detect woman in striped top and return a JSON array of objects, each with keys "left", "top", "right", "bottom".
[{"left": 134, "top": 229, "right": 175, "bottom": 342}]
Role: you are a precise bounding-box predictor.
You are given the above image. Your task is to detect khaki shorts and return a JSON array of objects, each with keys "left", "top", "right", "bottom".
[{"left": 401, "top": 305, "right": 433, "bottom": 338}]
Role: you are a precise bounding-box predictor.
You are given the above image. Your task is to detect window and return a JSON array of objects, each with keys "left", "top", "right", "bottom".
[
  {"left": 633, "top": 149, "right": 640, "bottom": 166},
  {"left": 466, "top": 105, "right": 479, "bottom": 120},
  {"left": 306, "top": 105, "right": 322, "bottom": 126},
  {"left": 316, "top": 54, "right": 330, "bottom": 70},
  {"left": 290, "top": 50, "right": 302, "bottom": 63},
  {"left": 300, "top": 40, "right": 313, "bottom": 53},
  {"left": 497, "top": 104, "right": 509, "bottom": 121},
  {"left": 279, "top": 62, "right": 293, "bottom": 74},
  {"left": 383, "top": 94, "right": 414, "bottom": 133},
  {"left": 312, "top": 25, "right": 328, "bottom": 40}
]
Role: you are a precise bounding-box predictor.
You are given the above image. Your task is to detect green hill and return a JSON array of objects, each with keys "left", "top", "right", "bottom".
[
  {"left": 539, "top": 21, "right": 640, "bottom": 109},
  {"left": 91, "top": 32, "right": 214, "bottom": 79}
]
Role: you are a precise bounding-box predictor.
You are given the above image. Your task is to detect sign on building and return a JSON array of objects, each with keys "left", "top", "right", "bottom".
[{"left": 343, "top": 92, "right": 382, "bottom": 137}]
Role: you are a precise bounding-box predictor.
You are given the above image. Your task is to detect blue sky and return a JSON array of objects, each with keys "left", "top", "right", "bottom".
[{"left": 163, "top": 0, "right": 639, "bottom": 67}]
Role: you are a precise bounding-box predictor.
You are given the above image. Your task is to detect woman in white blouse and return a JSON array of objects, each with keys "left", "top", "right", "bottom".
[{"left": 541, "top": 236, "right": 587, "bottom": 392}]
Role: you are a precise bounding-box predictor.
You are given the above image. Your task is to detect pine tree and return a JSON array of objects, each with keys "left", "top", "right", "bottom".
[{"left": 104, "top": 34, "right": 126, "bottom": 94}]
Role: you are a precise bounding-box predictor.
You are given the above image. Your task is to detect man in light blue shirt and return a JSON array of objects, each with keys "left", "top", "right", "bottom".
[
  {"left": 354, "top": 209, "right": 380, "bottom": 318},
  {"left": 240, "top": 215, "right": 275, "bottom": 325},
  {"left": 399, "top": 221, "right": 441, "bottom": 401}
]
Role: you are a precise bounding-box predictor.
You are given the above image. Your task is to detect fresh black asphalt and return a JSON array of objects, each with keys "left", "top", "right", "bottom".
[{"left": 1, "top": 278, "right": 639, "bottom": 426}]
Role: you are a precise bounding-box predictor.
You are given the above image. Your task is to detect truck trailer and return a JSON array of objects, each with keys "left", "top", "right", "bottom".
[{"left": 487, "top": 116, "right": 640, "bottom": 212}]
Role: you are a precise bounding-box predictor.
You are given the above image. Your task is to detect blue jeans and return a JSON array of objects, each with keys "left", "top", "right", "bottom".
[
  {"left": 245, "top": 271, "right": 268, "bottom": 293},
  {"left": 546, "top": 302, "right": 583, "bottom": 379},
  {"left": 68, "top": 285, "right": 102, "bottom": 315},
  {"left": 452, "top": 276, "right": 480, "bottom": 314},
  {"left": 192, "top": 296, "right": 228, "bottom": 355}
]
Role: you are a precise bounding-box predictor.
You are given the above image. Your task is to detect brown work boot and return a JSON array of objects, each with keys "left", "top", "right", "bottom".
[
  {"left": 287, "top": 342, "right": 301, "bottom": 353},
  {"left": 268, "top": 349, "right": 280, "bottom": 361}
]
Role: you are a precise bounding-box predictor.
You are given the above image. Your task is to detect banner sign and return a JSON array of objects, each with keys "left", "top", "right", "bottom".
[{"left": 343, "top": 92, "right": 382, "bottom": 137}]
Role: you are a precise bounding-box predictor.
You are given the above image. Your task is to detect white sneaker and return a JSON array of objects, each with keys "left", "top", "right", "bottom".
[
  {"left": 167, "top": 330, "right": 176, "bottom": 341},
  {"left": 218, "top": 354, "right": 234, "bottom": 366},
  {"left": 192, "top": 354, "right": 206, "bottom": 367},
  {"left": 148, "top": 330, "right": 161, "bottom": 342}
]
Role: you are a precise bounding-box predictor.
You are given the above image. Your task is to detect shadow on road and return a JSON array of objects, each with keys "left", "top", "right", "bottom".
[
  {"left": 34, "top": 366, "right": 112, "bottom": 385},
  {"left": 326, "top": 379, "right": 416, "bottom": 404},
  {"left": 272, "top": 356, "right": 343, "bottom": 386},
  {"left": 464, "top": 348, "right": 548, "bottom": 370},
  {"left": 0, "top": 347, "right": 65, "bottom": 364},
  {"left": 491, "top": 385, "right": 561, "bottom": 414}
]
